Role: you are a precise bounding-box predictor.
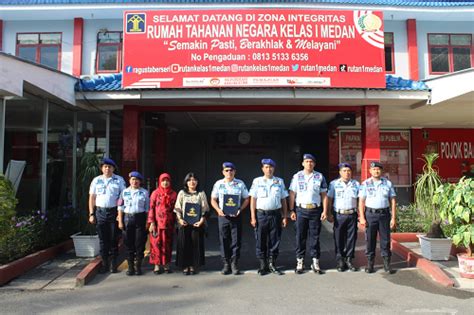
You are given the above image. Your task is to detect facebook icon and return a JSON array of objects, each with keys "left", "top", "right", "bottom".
[{"left": 125, "top": 66, "right": 133, "bottom": 73}]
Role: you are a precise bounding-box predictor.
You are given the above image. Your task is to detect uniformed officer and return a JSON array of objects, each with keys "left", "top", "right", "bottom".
[
  {"left": 211, "top": 162, "right": 250, "bottom": 275},
  {"left": 249, "top": 158, "right": 289, "bottom": 275},
  {"left": 118, "top": 171, "right": 149, "bottom": 276},
  {"left": 289, "top": 153, "right": 328, "bottom": 274},
  {"left": 358, "top": 161, "right": 397, "bottom": 273},
  {"left": 327, "top": 163, "right": 360, "bottom": 272},
  {"left": 88, "top": 158, "right": 126, "bottom": 273}
]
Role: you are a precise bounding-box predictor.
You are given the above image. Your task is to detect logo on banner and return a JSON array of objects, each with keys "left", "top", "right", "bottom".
[
  {"left": 353, "top": 11, "right": 384, "bottom": 49},
  {"left": 126, "top": 13, "right": 146, "bottom": 33}
]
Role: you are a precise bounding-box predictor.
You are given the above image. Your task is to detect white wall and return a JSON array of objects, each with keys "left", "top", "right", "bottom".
[
  {"left": 3, "top": 20, "right": 74, "bottom": 74},
  {"left": 385, "top": 20, "right": 409, "bottom": 79},
  {"left": 417, "top": 21, "right": 474, "bottom": 80},
  {"left": 82, "top": 19, "right": 122, "bottom": 75}
]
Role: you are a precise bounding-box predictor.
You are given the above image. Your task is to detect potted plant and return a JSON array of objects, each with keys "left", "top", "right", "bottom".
[
  {"left": 414, "top": 153, "right": 452, "bottom": 260},
  {"left": 71, "top": 152, "right": 101, "bottom": 257},
  {"left": 434, "top": 177, "right": 474, "bottom": 278}
]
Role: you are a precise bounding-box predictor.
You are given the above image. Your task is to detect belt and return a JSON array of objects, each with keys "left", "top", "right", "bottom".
[
  {"left": 335, "top": 208, "right": 356, "bottom": 215},
  {"left": 96, "top": 206, "right": 117, "bottom": 211},
  {"left": 365, "top": 207, "right": 389, "bottom": 214},
  {"left": 297, "top": 203, "right": 319, "bottom": 209},
  {"left": 257, "top": 209, "right": 280, "bottom": 215}
]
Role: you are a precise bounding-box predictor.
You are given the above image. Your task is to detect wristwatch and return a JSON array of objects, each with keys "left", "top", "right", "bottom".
[{"left": 89, "top": 213, "right": 95, "bottom": 217}]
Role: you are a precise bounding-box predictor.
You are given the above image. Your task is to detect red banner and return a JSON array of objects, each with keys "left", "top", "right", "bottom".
[{"left": 122, "top": 9, "right": 386, "bottom": 89}]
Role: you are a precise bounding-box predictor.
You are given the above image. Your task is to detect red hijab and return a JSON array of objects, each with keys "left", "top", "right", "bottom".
[{"left": 157, "top": 173, "right": 175, "bottom": 208}]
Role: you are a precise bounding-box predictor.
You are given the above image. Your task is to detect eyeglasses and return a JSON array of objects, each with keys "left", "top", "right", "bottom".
[{"left": 224, "top": 169, "right": 235, "bottom": 172}]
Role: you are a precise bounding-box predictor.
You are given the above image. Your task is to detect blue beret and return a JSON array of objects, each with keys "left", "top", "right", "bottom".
[
  {"left": 303, "top": 153, "right": 316, "bottom": 161},
  {"left": 129, "top": 171, "right": 143, "bottom": 181},
  {"left": 222, "top": 162, "right": 236, "bottom": 169},
  {"left": 370, "top": 161, "right": 383, "bottom": 169},
  {"left": 338, "top": 162, "right": 352, "bottom": 170},
  {"left": 101, "top": 158, "right": 117, "bottom": 169},
  {"left": 261, "top": 158, "right": 276, "bottom": 167}
]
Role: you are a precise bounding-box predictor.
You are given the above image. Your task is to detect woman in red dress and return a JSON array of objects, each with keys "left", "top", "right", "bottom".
[{"left": 148, "top": 173, "right": 177, "bottom": 274}]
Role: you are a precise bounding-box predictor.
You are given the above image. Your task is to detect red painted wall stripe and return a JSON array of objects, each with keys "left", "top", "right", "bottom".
[
  {"left": 407, "top": 19, "right": 419, "bottom": 81},
  {"left": 0, "top": 20, "right": 3, "bottom": 51},
  {"left": 361, "top": 105, "right": 381, "bottom": 181},
  {"left": 73, "top": 18, "right": 84, "bottom": 77}
]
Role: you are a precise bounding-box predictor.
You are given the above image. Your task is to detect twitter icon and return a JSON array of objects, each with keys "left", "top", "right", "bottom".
[{"left": 291, "top": 64, "right": 299, "bottom": 71}]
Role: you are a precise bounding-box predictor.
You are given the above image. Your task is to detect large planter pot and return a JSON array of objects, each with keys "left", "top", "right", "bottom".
[
  {"left": 71, "top": 232, "right": 100, "bottom": 257},
  {"left": 418, "top": 234, "right": 452, "bottom": 261},
  {"left": 457, "top": 253, "right": 474, "bottom": 279}
]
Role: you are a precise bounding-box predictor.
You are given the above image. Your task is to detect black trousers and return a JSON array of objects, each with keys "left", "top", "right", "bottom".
[
  {"left": 365, "top": 210, "right": 391, "bottom": 258},
  {"left": 295, "top": 207, "right": 322, "bottom": 259},
  {"left": 176, "top": 225, "right": 205, "bottom": 269},
  {"left": 96, "top": 207, "right": 119, "bottom": 259},
  {"left": 218, "top": 215, "right": 242, "bottom": 260},
  {"left": 333, "top": 212, "right": 358, "bottom": 260},
  {"left": 255, "top": 210, "right": 282, "bottom": 259},
  {"left": 123, "top": 212, "right": 147, "bottom": 260}
]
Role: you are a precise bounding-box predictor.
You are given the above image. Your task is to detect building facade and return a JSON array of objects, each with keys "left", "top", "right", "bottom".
[{"left": 0, "top": 0, "right": 473, "bottom": 212}]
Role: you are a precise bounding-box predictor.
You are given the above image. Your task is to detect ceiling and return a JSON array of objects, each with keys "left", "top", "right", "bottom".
[{"left": 161, "top": 111, "right": 339, "bottom": 131}]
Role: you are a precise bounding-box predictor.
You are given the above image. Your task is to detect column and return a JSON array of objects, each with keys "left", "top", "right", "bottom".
[
  {"left": 122, "top": 105, "right": 140, "bottom": 176},
  {"left": 361, "top": 105, "right": 380, "bottom": 181},
  {"left": 0, "top": 20, "right": 3, "bottom": 52},
  {"left": 407, "top": 19, "right": 419, "bottom": 81},
  {"left": 73, "top": 18, "right": 84, "bottom": 77},
  {"left": 41, "top": 99, "right": 49, "bottom": 213}
]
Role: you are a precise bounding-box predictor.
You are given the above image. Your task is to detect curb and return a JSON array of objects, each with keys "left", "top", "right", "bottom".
[
  {"left": 75, "top": 256, "right": 102, "bottom": 287},
  {"left": 391, "top": 233, "right": 455, "bottom": 288},
  {"left": 75, "top": 239, "right": 124, "bottom": 287},
  {"left": 0, "top": 240, "right": 74, "bottom": 286}
]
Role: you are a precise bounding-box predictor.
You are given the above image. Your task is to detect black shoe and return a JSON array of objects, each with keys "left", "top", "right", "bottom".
[
  {"left": 346, "top": 258, "right": 359, "bottom": 272},
  {"left": 383, "top": 256, "right": 393, "bottom": 274},
  {"left": 110, "top": 256, "right": 118, "bottom": 273},
  {"left": 268, "top": 257, "right": 283, "bottom": 275},
  {"left": 231, "top": 257, "right": 240, "bottom": 275},
  {"left": 365, "top": 258, "right": 375, "bottom": 274},
  {"left": 257, "top": 258, "right": 268, "bottom": 276},
  {"left": 99, "top": 257, "right": 109, "bottom": 274},
  {"left": 135, "top": 258, "right": 143, "bottom": 276},
  {"left": 336, "top": 259, "right": 346, "bottom": 272},
  {"left": 221, "top": 259, "right": 231, "bottom": 275},
  {"left": 126, "top": 259, "right": 135, "bottom": 276}
]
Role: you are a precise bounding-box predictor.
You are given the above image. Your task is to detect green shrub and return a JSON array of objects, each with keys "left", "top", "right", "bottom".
[
  {"left": 0, "top": 211, "right": 45, "bottom": 264},
  {"left": 0, "top": 206, "right": 81, "bottom": 265},
  {"left": 396, "top": 204, "right": 430, "bottom": 233},
  {"left": 0, "top": 175, "right": 18, "bottom": 228}
]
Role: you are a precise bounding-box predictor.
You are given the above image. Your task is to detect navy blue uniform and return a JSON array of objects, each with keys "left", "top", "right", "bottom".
[
  {"left": 89, "top": 174, "right": 126, "bottom": 261},
  {"left": 359, "top": 177, "right": 396, "bottom": 258},
  {"left": 249, "top": 176, "right": 288, "bottom": 259},
  {"left": 211, "top": 178, "right": 249, "bottom": 260},
  {"left": 328, "top": 178, "right": 360, "bottom": 262}
]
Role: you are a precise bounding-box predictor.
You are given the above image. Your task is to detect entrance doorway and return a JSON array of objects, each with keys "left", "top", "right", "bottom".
[{"left": 140, "top": 111, "right": 336, "bottom": 193}]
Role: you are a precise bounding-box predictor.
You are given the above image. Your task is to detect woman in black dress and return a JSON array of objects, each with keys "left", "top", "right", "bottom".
[{"left": 174, "top": 173, "right": 210, "bottom": 275}]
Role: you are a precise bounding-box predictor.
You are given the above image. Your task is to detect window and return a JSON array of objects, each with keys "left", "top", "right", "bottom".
[
  {"left": 428, "top": 34, "right": 472, "bottom": 74},
  {"left": 96, "top": 32, "right": 122, "bottom": 73},
  {"left": 384, "top": 33, "right": 395, "bottom": 73},
  {"left": 16, "top": 33, "right": 61, "bottom": 70}
]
